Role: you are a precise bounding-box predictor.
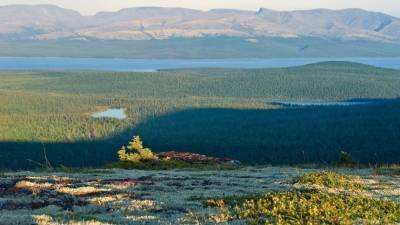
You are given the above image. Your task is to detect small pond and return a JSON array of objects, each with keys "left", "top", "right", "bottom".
[{"left": 92, "top": 108, "right": 127, "bottom": 119}]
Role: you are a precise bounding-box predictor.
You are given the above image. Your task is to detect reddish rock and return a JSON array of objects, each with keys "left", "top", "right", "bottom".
[{"left": 157, "top": 151, "right": 240, "bottom": 165}]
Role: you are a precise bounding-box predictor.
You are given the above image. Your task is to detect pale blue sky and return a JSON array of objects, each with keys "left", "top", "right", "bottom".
[{"left": 1, "top": 0, "right": 399, "bottom": 17}]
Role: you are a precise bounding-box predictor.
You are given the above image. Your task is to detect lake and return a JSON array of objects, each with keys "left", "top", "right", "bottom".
[
  {"left": 0, "top": 57, "right": 399, "bottom": 71},
  {"left": 275, "top": 101, "right": 372, "bottom": 107},
  {"left": 92, "top": 108, "right": 127, "bottom": 119}
]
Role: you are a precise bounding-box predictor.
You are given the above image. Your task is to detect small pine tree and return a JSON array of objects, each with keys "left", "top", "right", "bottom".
[
  {"left": 339, "top": 151, "right": 355, "bottom": 167},
  {"left": 117, "top": 136, "right": 158, "bottom": 162}
]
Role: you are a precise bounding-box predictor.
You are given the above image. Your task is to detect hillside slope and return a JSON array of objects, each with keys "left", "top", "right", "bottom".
[{"left": 0, "top": 5, "right": 399, "bottom": 41}]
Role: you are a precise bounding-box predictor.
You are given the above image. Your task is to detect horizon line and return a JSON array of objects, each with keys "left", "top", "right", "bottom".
[{"left": 0, "top": 3, "right": 396, "bottom": 18}]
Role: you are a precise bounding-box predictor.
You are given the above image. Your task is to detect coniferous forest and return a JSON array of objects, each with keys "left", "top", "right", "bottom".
[{"left": 1, "top": 62, "right": 400, "bottom": 169}]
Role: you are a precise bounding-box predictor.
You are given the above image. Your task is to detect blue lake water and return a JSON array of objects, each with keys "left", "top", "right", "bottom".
[
  {"left": 275, "top": 101, "right": 372, "bottom": 107},
  {"left": 0, "top": 57, "right": 399, "bottom": 71},
  {"left": 92, "top": 108, "right": 127, "bottom": 119}
]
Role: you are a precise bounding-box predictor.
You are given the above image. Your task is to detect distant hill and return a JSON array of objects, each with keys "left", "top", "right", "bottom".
[
  {"left": 1, "top": 5, "right": 399, "bottom": 41},
  {"left": 0, "top": 5, "right": 400, "bottom": 58}
]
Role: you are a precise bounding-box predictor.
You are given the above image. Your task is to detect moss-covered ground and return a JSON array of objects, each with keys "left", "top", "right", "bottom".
[{"left": 0, "top": 167, "right": 399, "bottom": 224}]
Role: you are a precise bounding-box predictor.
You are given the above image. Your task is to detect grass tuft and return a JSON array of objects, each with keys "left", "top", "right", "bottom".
[{"left": 374, "top": 165, "right": 400, "bottom": 176}]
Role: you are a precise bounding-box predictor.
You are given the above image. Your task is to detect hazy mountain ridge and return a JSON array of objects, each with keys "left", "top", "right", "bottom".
[{"left": 1, "top": 5, "right": 399, "bottom": 42}]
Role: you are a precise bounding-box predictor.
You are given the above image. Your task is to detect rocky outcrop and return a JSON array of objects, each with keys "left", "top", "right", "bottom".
[{"left": 158, "top": 151, "right": 240, "bottom": 165}]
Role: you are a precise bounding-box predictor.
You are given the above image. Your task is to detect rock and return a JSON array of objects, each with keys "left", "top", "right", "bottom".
[{"left": 157, "top": 151, "right": 240, "bottom": 165}]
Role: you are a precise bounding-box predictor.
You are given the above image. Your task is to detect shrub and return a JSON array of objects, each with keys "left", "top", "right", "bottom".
[{"left": 293, "top": 171, "right": 365, "bottom": 191}]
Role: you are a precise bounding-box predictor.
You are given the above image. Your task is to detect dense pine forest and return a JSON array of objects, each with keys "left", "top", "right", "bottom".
[{"left": 1, "top": 62, "right": 400, "bottom": 169}]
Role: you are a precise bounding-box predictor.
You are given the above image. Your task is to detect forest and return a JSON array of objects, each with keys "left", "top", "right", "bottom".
[{"left": 1, "top": 61, "right": 400, "bottom": 169}]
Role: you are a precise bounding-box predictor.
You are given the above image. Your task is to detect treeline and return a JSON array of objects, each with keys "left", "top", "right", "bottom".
[{"left": 2, "top": 62, "right": 400, "bottom": 100}]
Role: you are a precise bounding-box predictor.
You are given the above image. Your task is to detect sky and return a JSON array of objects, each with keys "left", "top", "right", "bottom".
[{"left": 1, "top": 0, "right": 400, "bottom": 17}]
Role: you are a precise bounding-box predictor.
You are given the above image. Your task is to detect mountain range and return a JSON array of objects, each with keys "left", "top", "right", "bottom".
[{"left": 1, "top": 4, "right": 400, "bottom": 42}]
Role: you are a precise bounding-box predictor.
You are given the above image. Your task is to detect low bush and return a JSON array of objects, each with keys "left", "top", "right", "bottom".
[
  {"left": 293, "top": 171, "right": 365, "bottom": 190},
  {"left": 206, "top": 191, "right": 400, "bottom": 224}
]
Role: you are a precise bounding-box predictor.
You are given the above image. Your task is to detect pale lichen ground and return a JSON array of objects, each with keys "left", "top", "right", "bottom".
[{"left": 0, "top": 167, "right": 398, "bottom": 225}]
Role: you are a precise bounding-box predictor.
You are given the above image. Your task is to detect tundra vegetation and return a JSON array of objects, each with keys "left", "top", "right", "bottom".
[
  {"left": 0, "top": 168, "right": 399, "bottom": 224},
  {"left": 1, "top": 62, "right": 400, "bottom": 169},
  {"left": 205, "top": 171, "right": 400, "bottom": 224}
]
